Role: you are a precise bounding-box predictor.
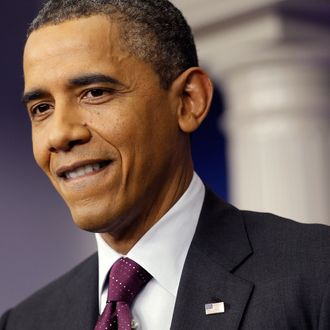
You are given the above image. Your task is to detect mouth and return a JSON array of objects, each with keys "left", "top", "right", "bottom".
[{"left": 56, "top": 160, "right": 112, "bottom": 180}]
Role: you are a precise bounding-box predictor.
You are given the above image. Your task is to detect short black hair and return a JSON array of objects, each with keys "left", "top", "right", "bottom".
[{"left": 28, "top": 0, "right": 199, "bottom": 89}]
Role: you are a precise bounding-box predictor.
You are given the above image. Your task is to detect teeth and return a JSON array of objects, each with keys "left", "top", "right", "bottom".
[
  {"left": 77, "top": 167, "right": 85, "bottom": 177},
  {"left": 92, "top": 163, "right": 101, "bottom": 171},
  {"left": 85, "top": 165, "right": 94, "bottom": 174},
  {"left": 64, "top": 163, "right": 104, "bottom": 180},
  {"left": 69, "top": 172, "right": 78, "bottom": 179}
]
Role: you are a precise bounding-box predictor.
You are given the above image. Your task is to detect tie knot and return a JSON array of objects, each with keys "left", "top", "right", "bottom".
[{"left": 108, "top": 257, "right": 152, "bottom": 305}]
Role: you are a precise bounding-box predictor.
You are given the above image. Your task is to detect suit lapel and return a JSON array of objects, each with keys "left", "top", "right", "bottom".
[
  {"left": 59, "top": 254, "right": 99, "bottom": 330},
  {"left": 171, "top": 189, "right": 254, "bottom": 330}
]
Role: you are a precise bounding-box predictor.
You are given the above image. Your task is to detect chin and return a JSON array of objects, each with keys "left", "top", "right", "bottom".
[{"left": 69, "top": 207, "right": 114, "bottom": 233}]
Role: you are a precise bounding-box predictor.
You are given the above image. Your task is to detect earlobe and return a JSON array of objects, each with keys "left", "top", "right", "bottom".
[{"left": 174, "top": 67, "right": 213, "bottom": 133}]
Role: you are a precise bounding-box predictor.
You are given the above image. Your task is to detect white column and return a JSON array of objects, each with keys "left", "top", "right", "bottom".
[
  {"left": 174, "top": 0, "right": 330, "bottom": 224},
  {"left": 223, "top": 51, "right": 330, "bottom": 224}
]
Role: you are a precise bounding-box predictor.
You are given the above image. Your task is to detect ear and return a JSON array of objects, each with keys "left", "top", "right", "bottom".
[{"left": 171, "top": 67, "right": 213, "bottom": 133}]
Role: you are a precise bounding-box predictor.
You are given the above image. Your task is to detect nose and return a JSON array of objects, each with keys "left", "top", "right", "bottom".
[{"left": 47, "top": 104, "right": 91, "bottom": 153}]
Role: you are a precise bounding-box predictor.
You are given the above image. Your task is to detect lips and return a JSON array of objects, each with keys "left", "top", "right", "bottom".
[{"left": 56, "top": 160, "right": 111, "bottom": 180}]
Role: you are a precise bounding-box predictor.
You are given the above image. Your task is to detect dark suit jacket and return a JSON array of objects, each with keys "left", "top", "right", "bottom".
[{"left": 1, "top": 189, "right": 330, "bottom": 329}]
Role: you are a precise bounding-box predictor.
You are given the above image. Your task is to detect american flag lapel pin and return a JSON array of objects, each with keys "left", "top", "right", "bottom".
[{"left": 205, "top": 301, "right": 225, "bottom": 315}]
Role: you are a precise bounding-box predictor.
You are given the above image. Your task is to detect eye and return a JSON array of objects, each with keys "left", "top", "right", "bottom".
[
  {"left": 84, "top": 89, "right": 110, "bottom": 98},
  {"left": 31, "top": 103, "right": 51, "bottom": 116},
  {"left": 81, "top": 88, "right": 115, "bottom": 105}
]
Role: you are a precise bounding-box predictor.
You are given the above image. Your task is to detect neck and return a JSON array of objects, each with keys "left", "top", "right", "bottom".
[{"left": 101, "top": 166, "right": 194, "bottom": 254}]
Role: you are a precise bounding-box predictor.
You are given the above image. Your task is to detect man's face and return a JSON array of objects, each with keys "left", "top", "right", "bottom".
[{"left": 23, "top": 15, "right": 188, "bottom": 236}]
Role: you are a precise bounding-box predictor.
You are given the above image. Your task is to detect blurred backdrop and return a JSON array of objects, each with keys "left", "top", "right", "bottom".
[{"left": 1, "top": 0, "right": 329, "bottom": 315}]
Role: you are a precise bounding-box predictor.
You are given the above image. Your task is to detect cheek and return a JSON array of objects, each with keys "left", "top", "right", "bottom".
[
  {"left": 32, "top": 129, "right": 49, "bottom": 171},
  {"left": 91, "top": 108, "right": 143, "bottom": 150}
]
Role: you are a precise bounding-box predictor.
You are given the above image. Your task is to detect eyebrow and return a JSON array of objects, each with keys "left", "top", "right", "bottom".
[
  {"left": 68, "top": 73, "right": 125, "bottom": 87},
  {"left": 22, "top": 73, "right": 126, "bottom": 106},
  {"left": 22, "top": 89, "right": 48, "bottom": 106}
]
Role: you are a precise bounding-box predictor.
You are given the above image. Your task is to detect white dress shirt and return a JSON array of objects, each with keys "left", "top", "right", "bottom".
[{"left": 95, "top": 172, "right": 205, "bottom": 330}]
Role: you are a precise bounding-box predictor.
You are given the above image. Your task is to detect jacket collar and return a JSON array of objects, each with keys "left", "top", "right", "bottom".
[
  {"left": 171, "top": 188, "right": 254, "bottom": 329},
  {"left": 60, "top": 254, "right": 99, "bottom": 330}
]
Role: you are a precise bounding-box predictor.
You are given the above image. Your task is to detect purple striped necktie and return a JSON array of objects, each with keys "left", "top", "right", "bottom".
[{"left": 94, "top": 257, "right": 152, "bottom": 330}]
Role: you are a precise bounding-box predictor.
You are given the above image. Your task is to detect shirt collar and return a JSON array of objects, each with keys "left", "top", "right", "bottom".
[{"left": 96, "top": 172, "right": 205, "bottom": 300}]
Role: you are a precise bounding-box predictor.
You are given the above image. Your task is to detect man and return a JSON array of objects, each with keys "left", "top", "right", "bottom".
[{"left": 1, "top": 0, "right": 330, "bottom": 329}]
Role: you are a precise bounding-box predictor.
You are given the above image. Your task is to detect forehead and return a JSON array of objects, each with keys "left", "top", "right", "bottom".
[
  {"left": 25, "top": 15, "right": 122, "bottom": 58},
  {"left": 23, "top": 15, "right": 133, "bottom": 87}
]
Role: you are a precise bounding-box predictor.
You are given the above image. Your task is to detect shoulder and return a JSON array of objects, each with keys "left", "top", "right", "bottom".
[
  {"left": 190, "top": 188, "right": 330, "bottom": 327},
  {"left": 242, "top": 210, "right": 330, "bottom": 258},
  {"left": 1, "top": 253, "right": 98, "bottom": 329},
  {"left": 237, "top": 211, "right": 330, "bottom": 327},
  {"left": 201, "top": 187, "right": 330, "bottom": 278},
  {"left": 203, "top": 186, "right": 330, "bottom": 256},
  {"left": 15, "top": 252, "right": 97, "bottom": 308},
  {"left": 238, "top": 210, "right": 330, "bottom": 294}
]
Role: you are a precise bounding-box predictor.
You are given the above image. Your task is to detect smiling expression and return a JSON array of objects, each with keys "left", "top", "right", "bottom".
[{"left": 23, "top": 15, "right": 193, "bottom": 242}]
